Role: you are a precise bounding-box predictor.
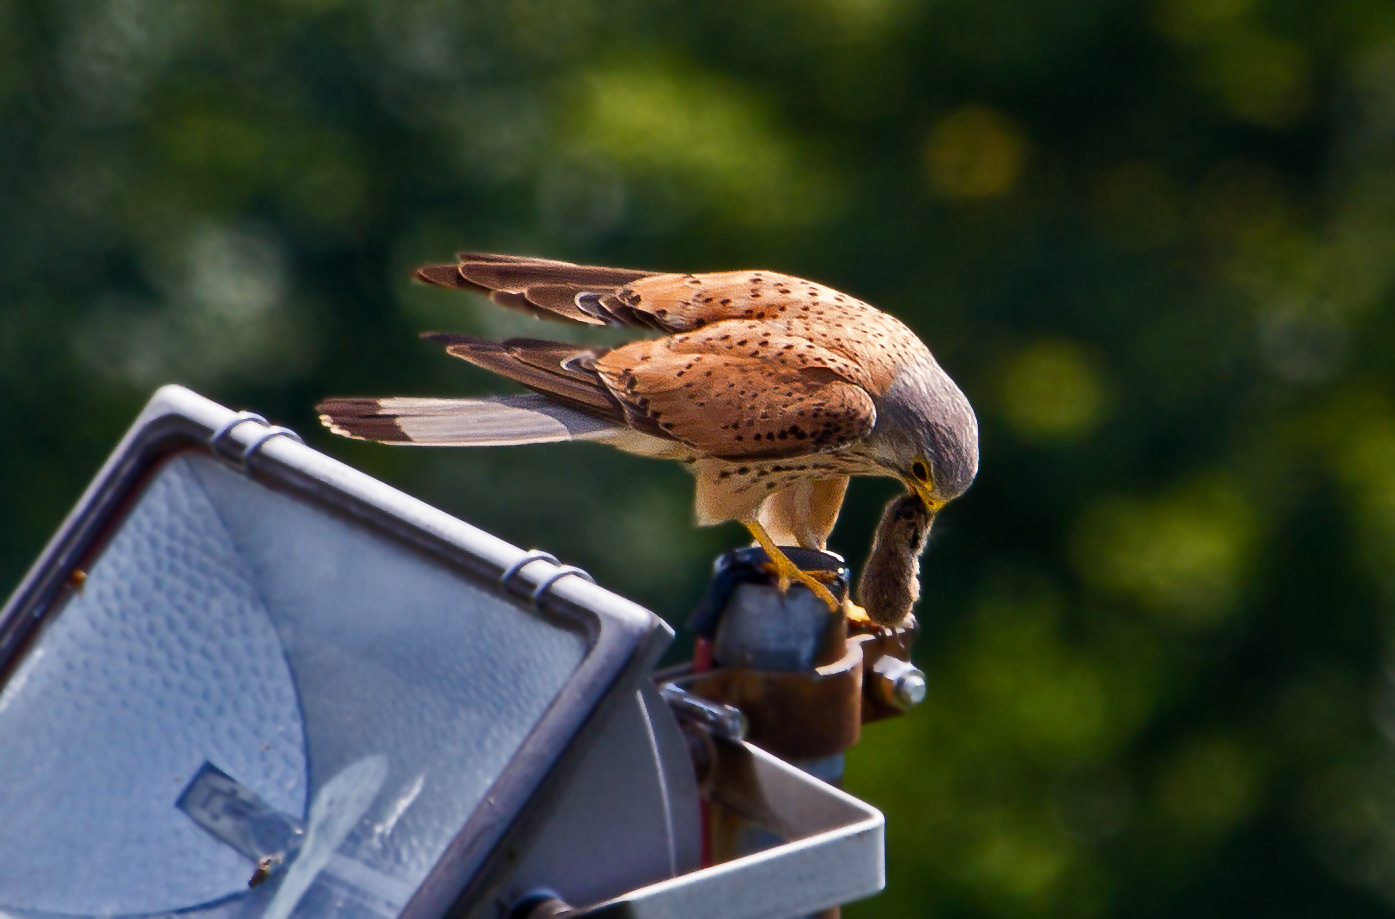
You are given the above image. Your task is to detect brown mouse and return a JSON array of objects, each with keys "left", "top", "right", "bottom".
[{"left": 854, "top": 492, "right": 934, "bottom": 628}]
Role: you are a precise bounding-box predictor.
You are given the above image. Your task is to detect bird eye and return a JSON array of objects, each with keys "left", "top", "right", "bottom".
[{"left": 911, "top": 460, "right": 929, "bottom": 483}]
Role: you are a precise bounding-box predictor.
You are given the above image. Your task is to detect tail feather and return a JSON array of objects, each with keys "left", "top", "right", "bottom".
[{"left": 316, "top": 394, "right": 620, "bottom": 446}]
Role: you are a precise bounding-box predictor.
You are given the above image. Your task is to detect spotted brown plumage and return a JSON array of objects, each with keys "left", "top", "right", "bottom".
[{"left": 317, "top": 252, "right": 980, "bottom": 611}]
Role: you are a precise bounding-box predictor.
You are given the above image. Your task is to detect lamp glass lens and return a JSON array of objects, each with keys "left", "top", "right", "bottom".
[{"left": 0, "top": 452, "right": 588, "bottom": 919}]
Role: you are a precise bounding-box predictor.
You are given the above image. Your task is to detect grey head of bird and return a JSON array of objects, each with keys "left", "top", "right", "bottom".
[{"left": 864, "top": 352, "right": 980, "bottom": 514}]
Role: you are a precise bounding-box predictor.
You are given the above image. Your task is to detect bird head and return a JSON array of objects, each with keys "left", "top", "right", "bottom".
[{"left": 871, "top": 353, "right": 980, "bottom": 514}]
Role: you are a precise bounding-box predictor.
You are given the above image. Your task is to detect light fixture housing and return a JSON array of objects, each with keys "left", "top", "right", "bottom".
[{"left": 0, "top": 385, "right": 690, "bottom": 919}]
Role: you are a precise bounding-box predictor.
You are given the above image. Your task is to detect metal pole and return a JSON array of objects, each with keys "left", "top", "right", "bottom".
[{"left": 697, "top": 548, "right": 853, "bottom": 919}]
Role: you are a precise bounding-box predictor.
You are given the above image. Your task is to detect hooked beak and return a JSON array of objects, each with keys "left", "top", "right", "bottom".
[{"left": 909, "top": 481, "right": 945, "bottom": 516}]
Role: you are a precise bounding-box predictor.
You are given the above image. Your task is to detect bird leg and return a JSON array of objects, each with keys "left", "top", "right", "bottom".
[{"left": 743, "top": 519, "right": 841, "bottom": 611}]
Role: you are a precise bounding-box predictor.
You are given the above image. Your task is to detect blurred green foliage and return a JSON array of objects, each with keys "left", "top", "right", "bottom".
[{"left": 4, "top": 0, "right": 1395, "bottom": 914}]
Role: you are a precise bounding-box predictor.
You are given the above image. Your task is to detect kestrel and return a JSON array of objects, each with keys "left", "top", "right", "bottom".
[{"left": 318, "top": 253, "right": 979, "bottom": 611}]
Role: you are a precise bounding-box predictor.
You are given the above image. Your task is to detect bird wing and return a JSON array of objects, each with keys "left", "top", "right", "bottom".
[
  {"left": 422, "top": 329, "right": 878, "bottom": 461},
  {"left": 594, "top": 332, "right": 878, "bottom": 460},
  {"left": 416, "top": 255, "right": 885, "bottom": 346}
]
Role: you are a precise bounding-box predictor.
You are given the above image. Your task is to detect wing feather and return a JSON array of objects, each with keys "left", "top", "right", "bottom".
[
  {"left": 316, "top": 394, "right": 620, "bottom": 446},
  {"left": 421, "top": 332, "right": 638, "bottom": 427},
  {"left": 415, "top": 254, "right": 660, "bottom": 326}
]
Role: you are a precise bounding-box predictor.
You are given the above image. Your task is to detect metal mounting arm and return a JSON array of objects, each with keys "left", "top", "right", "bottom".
[{"left": 520, "top": 735, "right": 884, "bottom": 919}]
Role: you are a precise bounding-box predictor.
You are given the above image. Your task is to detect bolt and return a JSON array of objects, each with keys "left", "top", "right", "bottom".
[
  {"left": 870, "top": 655, "right": 927, "bottom": 711},
  {"left": 660, "top": 682, "right": 749, "bottom": 740},
  {"left": 893, "top": 669, "right": 927, "bottom": 709},
  {"left": 507, "top": 892, "right": 573, "bottom": 919}
]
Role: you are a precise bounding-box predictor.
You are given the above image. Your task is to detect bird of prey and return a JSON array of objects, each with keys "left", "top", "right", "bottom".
[{"left": 318, "top": 252, "right": 978, "bottom": 612}]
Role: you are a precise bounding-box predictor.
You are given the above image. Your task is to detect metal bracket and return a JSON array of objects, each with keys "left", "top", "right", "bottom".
[
  {"left": 658, "top": 683, "right": 747, "bottom": 742},
  {"left": 207, "top": 412, "right": 269, "bottom": 450},
  {"left": 522, "top": 737, "right": 884, "bottom": 919},
  {"left": 499, "top": 551, "right": 596, "bottom": 608},
  {"left": 239, "top": 425, "right": 303, "bottom": 464},
  {"left": 499, "top": 551, "right": 561, "bottom": 590},
  {"left": 530, "top": 566, "right": 595, "bottom": 605},
  {"left": 206, "top": 411, "right": 303, "bottom": 472}
]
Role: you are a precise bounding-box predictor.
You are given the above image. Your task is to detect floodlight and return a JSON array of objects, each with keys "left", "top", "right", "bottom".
[{"left": 0, "top": 385, "right": 886, "bottom": 919}]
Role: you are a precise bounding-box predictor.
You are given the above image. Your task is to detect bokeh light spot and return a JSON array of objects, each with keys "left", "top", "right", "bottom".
[
  {"left": 998, "top": 341, "right": 1108, "bottom": 442},
  {"left": 813, "top": 0, "right": 912, "bottom": 37},
  {"left": 1153, "top": 0, "right": 1253, "bottom": 43},
  {"left": 1156, "top": 737, "right": 1263, "bottom": 836},
  {"left": 1328, "top": 399, "right": 1395, "bottom": 591},
  {"left": 1072, "top": 480, "right": 1256, "bottom": 625},
  {"left": 925, "top": 107, "right": 1027, "bottom": 200},
  {"left": 963, "top": 825, "right": 1073, "bottom": 910},
  {"left": 1209, "top": 34, "right": 1312, "bottom": 128},
  {"left": 570, "top": 61, "right": 836, "bottom": 227}
]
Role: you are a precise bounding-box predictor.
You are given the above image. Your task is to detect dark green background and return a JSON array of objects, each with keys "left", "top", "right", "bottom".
[{"left": 5, "top": 0, "right": 1395, "bottom": 915}]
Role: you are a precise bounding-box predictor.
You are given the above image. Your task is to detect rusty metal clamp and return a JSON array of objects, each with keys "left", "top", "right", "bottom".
[{"left": 689, "top": 641, "right": 865, "bottom": 761}]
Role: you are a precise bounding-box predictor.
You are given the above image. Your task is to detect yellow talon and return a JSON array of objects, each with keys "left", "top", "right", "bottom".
[
  {"left": 844, "top": 600, "right": 873, "bottom": 626},
  {"left": 744, "top": 519, "right": 842, "bottom": 611}
]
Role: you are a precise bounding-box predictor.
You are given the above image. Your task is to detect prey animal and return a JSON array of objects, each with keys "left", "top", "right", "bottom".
[
  {"left": 856, "top": 493, "right": 935, "bottom": 627},
  {"left": 318, "top": 252, "right": 978, "bottom": 612}
]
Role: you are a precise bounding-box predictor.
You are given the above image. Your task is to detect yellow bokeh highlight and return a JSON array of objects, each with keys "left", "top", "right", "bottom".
[
  {"left": 998, "top": 341, "right": 1109, "bottom": 442},
  {"left": 1156, "top": 737, "right": 1264, "bottom": 836},
  {"left": 1153, "top": 0, "right": 1253, "bottom": 43},
  {"left": 1210, "top": 33, "right": 1311, "bottom": 128},
  {"left": 948, "top": 581, "right": 1164, "bottom": 763},
  {"left": 570, "top": 60, "right": 835, "bottom": 227},
  {"left": 815, "top": 0, "right": 912, "bottom": 37},
  {"left": 1323, "top": 394, "right": 1395, "bottom": 583},
  {"left": 962, "top": 824, "right": 1075, "bottom": 911},
  {"left": 925, "top": 107, "right": 1027, "bottom": 200},
  {"left": 1073, "top": 479, "right": 1256, "bottom": 625}
]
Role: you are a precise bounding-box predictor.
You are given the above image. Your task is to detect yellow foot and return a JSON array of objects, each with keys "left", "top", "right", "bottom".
[
  {"left": 744, "top": 519, "right": 841, "bottom": 611},
  {"left": 758, "top": 560, "right": 841, "bottom": 610},
  {"left": 761, "top": 564, "right": 841, "bottom": 587},
  {"left": 845, "top": 600, "right": 872, "bottom": 627},
  {"left": 845, "top": 600, "right": 909, "bottom": 638}
]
